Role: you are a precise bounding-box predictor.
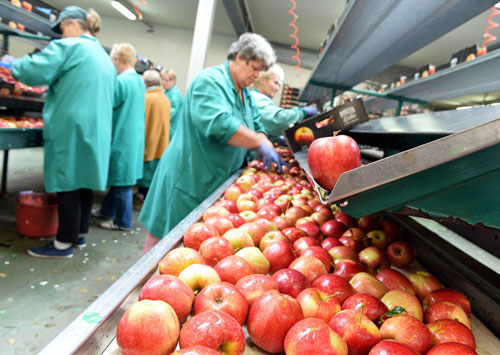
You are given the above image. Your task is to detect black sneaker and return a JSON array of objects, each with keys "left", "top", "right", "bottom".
[
  {"left": 72, "top": 237, "right": 87, "bottom": 249},
  {"left": 28, "top": 242, "right": 73, "bottom": 258}
]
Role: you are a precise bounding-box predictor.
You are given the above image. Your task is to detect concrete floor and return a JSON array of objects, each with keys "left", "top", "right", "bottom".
[{"left": 0, "top": 148, "right": 147, "bottom": 354}]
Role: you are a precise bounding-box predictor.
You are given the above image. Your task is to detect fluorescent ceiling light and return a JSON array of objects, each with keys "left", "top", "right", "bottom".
[
  {"left": 456, "top": 106, "right": 472, "bottom": 110},
  {"left": 495, "top": 2, "right": 500, "bottom": 9},
  {"left": 111, "top": 1, "right": 136, "bottom": 21}
]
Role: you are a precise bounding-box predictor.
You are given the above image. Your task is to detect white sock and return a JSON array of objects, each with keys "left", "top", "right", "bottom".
[{"left": 54, "top": 240, "right": 72, "bottom": 250}]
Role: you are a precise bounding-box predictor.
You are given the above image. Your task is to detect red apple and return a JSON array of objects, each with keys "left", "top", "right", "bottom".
[
  {"left": 259, "top": 230, "right": 289, "bottom": 251},
  {"left": 256, "top": 207, "right": 279, "bottom": 221},
  {"left": 339, "top": 236, "right": 364, "bottom": 253},
  {"left": 335, "top": 210, "right": 357, "bottom": 228},
  {"left": 321, "top": 219, "right": 347, "bottom": 239},
  {"left": 199, "top": 237, "right": 233, "bottom": 267},
  {"left": 284, "top": 206, "right": 308, "bottom": 225},
  {"left": 329, "top": 309, "right": 382, "bottom": 355},
  {"left": 366, "top": 230, "right": 390, "bottom": 250},
  {"left": 386, "top": 241, "right": 416, "bottom": 268},
  {"left": 235, "top": 274, "right": 278, "bottom": 306},
  {"left": 342, "top": 293, "right": 389, "bottom": 321},
  {"left": 284, "top": 318, "right": 348, "bottom": 355},
  {"left": 204, "top": 216, "right": 234, "bottom": 236},
  {"left": 312, "top": 274, "right": 355, "bottom": 304},
  {"left": 316, "top": 206, "right": 335, "bottom": 220},
  {"left": 379, "top": 315, "right": 433, "bottom": 354},
  {"left": 289, "top": 255, "right": 328, "bottom": 283},
  {"left": 194, "top": 282, "right": 248, "bottom": 325},
  {"left": 183, "top": 223, "right": 219, "bottom": 251},
  {"left": 274, "top": 194, "right": 292, "bottom": 211},
  {"left": 226, "top": 213, "right": 245, "bottom": 228},
  {"left": 308, "top": 135, "right": 361, "bottom": 190},
  {"left": 408, "top": 271, "right": 443, "bottom": 300},
  {"left": 350, "top": 272, "right": 388, "bottom": 299},
  {"left": 117, "top": 300, "right": 179, "bottom": 355},
  {"left": 427, "top": 319, "right": 476, "bottom": 349},
  {"left": 296, "top": 287, "right": 341, "bottom": 322},
  {"left": 178, "top": 264, "right": 221, "bottom": 294},
  {"left": 293, "top": 236, "right": 321, "bottom": 256},
  {"left": 342, "top": 227, "right": 367, "bottom": 241},
  {"left": 238, "top": 221, "right": 266, "bottom": 246},
  {"left": 235, "top": 246, "right": 270, "bottom": 274},
  {"left": 247, "top": 290, "right": 304, "bottom": 353},
  {"left": 381, "top": 219, "right": 405, "bottom": 242},
  {"left": 179, "top": 310, "right": 245, "bottom": 354},
  {"left": 424, "top": 301, "right": 471, "bottom": 329},
  {"left": 376, "top": 268, "right": 415, "bottom": 295},
  {"left": 426, "top": 342, "right": 478, "bottom": 355},
  {"left": 422, "top": 288, "right": 471, "bottom": 318},
  {"left": 139, "top": 274, "right": 194, "bottom": 324},
  {"left": 272, "top": 215, "right": 292, "bottom": 230},
  {"left": 358, "top": 246, "right": 390, "bottom": 274},
  {"left": 283, "top": 227, "right": 309, "bottom": 244},
  {"left": 329, "top": 245, "right": 359, "bottom": 264},
  {"left": 171, "top": 345, "right": 222, "bottom": 355},
  {"left": 202, "top": 206, "right": 230, "bottom": 221},
  {"left": 333, "top": 259, "right": 367, "bottom": 281},
  {"left": 310, "top": 211, "right": 330, "bottom": 227},
  {"left": 272, "top": 268, "right": 311, "bottom": 298},
  {"left": 214, "top": 255, "right": 254, "bottom": 285},
  {"left": 302, "top": 246, "right": 334, "bottom": 272},
  {"left": 322, "top": 237, "right": 342, "bottom": 250},
  {"left": 235, "top": 174, "right": 255, "bottom": 192},
  {"left": 22, "top": 1, "right": 33, "bottom": 12},
  {"left": 297, "top": 222, "right": 322, "bottom": 240},
  {"left": 368, "top": 340, "right": 418, "bottom": 355},
  {"left": 214, "top": 199, "right": 238, "bottom": 214},
  {"left": 159, "top": 247, "right": 206, "bottom": 276},
  {"left": 222, "top": 228, "right": 254, "bottom": 252},
  {"left": 381, "top": 289, "right": 423, "bottom": 321},
  {"left": 357, "top": 215, "right": 381, "bottom": 232},
  {"left": 263, "top": 240, "right": 296, "bottom": 273},
  {"left": 224, "top": 184, "right": 243, "bottom": 202}
]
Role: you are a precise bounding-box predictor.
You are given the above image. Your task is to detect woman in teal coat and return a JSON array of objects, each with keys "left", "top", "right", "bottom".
[
  {"left": 12, "top": 6, "right": 115, "bottom": 258},
  {"left": 140, "top": 33, "right": 287, "bottom": 253},
  {"left": 251, "top": 64, "right": 318, "bottom": 141},
  {"left": 93, "top": 43, "right": 145, "bottom": 231},
  {"left": 160, "top": 69, "right": 184, "bottom": 140}
]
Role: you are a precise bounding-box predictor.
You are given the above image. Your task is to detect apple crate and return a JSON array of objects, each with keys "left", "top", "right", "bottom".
[{"left": 283, "top": 98, "right": 369, "bottom": 153}]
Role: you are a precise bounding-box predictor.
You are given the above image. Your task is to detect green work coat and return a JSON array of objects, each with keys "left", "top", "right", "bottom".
[
  {"left": 108, "top": 68, "right": 146, "bottom": 186},
  {"left": 12, "top": 35, "right": 115, "bottom": 193},
  {"left": 250, "top": 88, "right": 306, "bottom": 141},
  {"left": 140, "top": 61, "right": 266, "bottom": 239},
  {"left": 164, "top": 84, "right": 184, "bottom": 140}
]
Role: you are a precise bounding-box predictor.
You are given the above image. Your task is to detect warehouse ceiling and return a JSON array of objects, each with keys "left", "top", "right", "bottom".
[{"left": 43, "top": 0, "right": 498, "bottom": 73}]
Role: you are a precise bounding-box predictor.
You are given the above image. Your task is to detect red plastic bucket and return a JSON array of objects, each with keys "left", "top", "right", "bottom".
[{"left": 15, "top": 193, "right": 58, "bottom": 238}]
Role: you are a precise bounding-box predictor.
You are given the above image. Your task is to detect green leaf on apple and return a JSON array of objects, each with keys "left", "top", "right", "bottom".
[{"left": 384, "top": 306, "right": 407, "bottom": 318}]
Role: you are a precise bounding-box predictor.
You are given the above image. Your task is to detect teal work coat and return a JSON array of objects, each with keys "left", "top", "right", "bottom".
[
  {"left": 12, "top": 35, "right": 115, "bottom": 193},
  {"left": 108, "top": 68, "right": 146, "bottom": 186},
  {"left": 139, "top": 61, "right": 266, "bottom": 239},
  {"left": 250, "top": 88, "right": 306, "bottom": 141},
  {"left": 164, "top": 84, "right": 184, "bottom": 140}
]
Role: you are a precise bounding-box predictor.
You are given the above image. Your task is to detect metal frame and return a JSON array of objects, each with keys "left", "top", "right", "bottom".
[{"left": 38, "top": 171, "right": 240, "bottom": 355}]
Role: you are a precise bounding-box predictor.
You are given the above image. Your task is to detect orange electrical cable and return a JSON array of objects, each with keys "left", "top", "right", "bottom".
[
  {"left": 132, "top": 0, "right": 147, "bottom": 20},
  {"left": 481, "top": 6, "right": 500, "bottom": 54},
  {"left": 288, "top": 0, "right": 303, "bottom": 86}
]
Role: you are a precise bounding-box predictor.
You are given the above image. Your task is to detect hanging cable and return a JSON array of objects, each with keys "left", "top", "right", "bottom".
[
  {"left": 132, "top": 0, "right": 147, "bottom": 20},
  {"left": 480, "top": 6, "right": 500, "bottom": 55},
  {"left": 288, "top": 0, "right": 303, "bottom": 86}
]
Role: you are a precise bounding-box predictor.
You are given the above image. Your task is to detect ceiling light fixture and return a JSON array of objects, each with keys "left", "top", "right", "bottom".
[
  {"left": 111, "top": 1, "right": 137, "bottom": 21},
  {"left": 495, "top": 2, "right": 500, "bottom": 9}
]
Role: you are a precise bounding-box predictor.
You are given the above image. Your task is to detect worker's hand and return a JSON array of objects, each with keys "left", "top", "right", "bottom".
[
  {"left": 302, "top": 106, "right": 319, "bottom": 116},
  {"left": 256, "top": 142, "right": 290, "bottom": 173}
]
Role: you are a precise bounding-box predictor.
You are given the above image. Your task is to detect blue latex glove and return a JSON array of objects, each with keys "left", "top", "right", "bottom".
[
  {"left": 302, "top": 105, "right": 319, "bottom": 117},
  {"left": 256, "top": 142, "right": 290, "bottom": 173}
]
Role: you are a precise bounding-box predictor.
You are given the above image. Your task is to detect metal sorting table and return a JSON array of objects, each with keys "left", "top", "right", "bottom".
[
  {"left": 299, "top": 0, "right": 496, "bottom": 102},
  {"left": 294, "top": 106, "right": 500, "bottom": 228},
  {"left": 364, "top": 49, "right": 500, "bottom": 113}
]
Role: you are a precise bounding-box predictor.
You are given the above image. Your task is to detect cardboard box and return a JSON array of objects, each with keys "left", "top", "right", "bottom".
[{"left": 283, "top": 98, "right": 369, "bottom": 153}]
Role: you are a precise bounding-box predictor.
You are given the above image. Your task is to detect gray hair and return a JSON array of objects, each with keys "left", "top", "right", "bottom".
[
  {"left": 227, "top": 33, "right": 276, "bottom": 70},
  {"left": 143, "top": 70, "right": 161, "bottom": 87}
]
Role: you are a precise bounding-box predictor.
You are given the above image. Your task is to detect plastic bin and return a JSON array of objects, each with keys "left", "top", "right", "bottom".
[{"left": 15, "top": 192, "right": 58, "bottom": 238}]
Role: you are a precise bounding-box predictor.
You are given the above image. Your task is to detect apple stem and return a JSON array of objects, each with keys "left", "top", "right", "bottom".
[
  {"left": 333, "top": 130, "right": 341, "bottom": 137},
  {"left": 357, "top": 304, "right": 365, "bottom": 324},
  {"left": 323, "top": 293, "right": 338, "bottom": 301}
]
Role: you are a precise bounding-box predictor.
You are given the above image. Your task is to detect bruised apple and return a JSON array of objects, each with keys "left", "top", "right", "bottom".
[{"left": 307, "top": 135, "right": 361, "bottom": 190}]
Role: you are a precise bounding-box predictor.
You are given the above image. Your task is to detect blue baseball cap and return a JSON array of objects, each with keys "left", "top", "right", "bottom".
[{"left": 51, "top": 6, "right": 88, "bottom": 34}]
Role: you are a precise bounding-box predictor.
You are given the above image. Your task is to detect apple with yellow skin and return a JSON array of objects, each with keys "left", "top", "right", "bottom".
[
  {"left": 381, "top": 289, "right": 423, "bottom": 321},
  {"left": 296, "top": 287, "right": 341, "bottom": 322},
  {"left": 202, "top": 206, "right": 230, "bottom": 221},
  {"left": 350, "top": 272, "right": 388, "bottom": 299},
  {"left": 117, "top": 300, "right": 180, "bottom": 355},
  {"left": 235, "top": 247, "right": 270, "bottom": 274},
  {"left": 222, "top": 228, "right": 254, "bottom": 252},
  {"left": 224, "top": 184, "right": 243, "bottom": 202},
  {"left": 294, "top": 126, "right": 315, "bottom": 145},
  {"left": 329, "top": 245, "right": 359, "bottom": 265},
  {"left": 259, "top": 230, "right": 289, "bottom": 251},
  {"left": 285, "top": 318, "right": 348, "bottom": 355},
  {"left": 358, "top": 246, "right": 390, "bottom": 274},
  {"left": 238, "top": 221, "right": 267, "bottom": 245},
  {"left": 178, "top": 264, "right": 221, "bottom": 294},
  {"left": 159, "top": 247, "right": 206, "bottom": 276}
]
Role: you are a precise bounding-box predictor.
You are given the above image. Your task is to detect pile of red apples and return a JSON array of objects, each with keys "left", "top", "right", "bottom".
[{"left": 117, "top": 149, "right": 477, "bottom": 355}]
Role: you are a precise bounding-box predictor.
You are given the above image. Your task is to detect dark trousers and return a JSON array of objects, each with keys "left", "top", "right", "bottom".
[
  {"left": 138, "top": 187, "right": 149, "bottom": 198},
  {"left": 100, "top": 186, "right": 133, "bottom": 228},
  {"left": 56, "top": 189, "right": 93, "bottom": 244}
]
